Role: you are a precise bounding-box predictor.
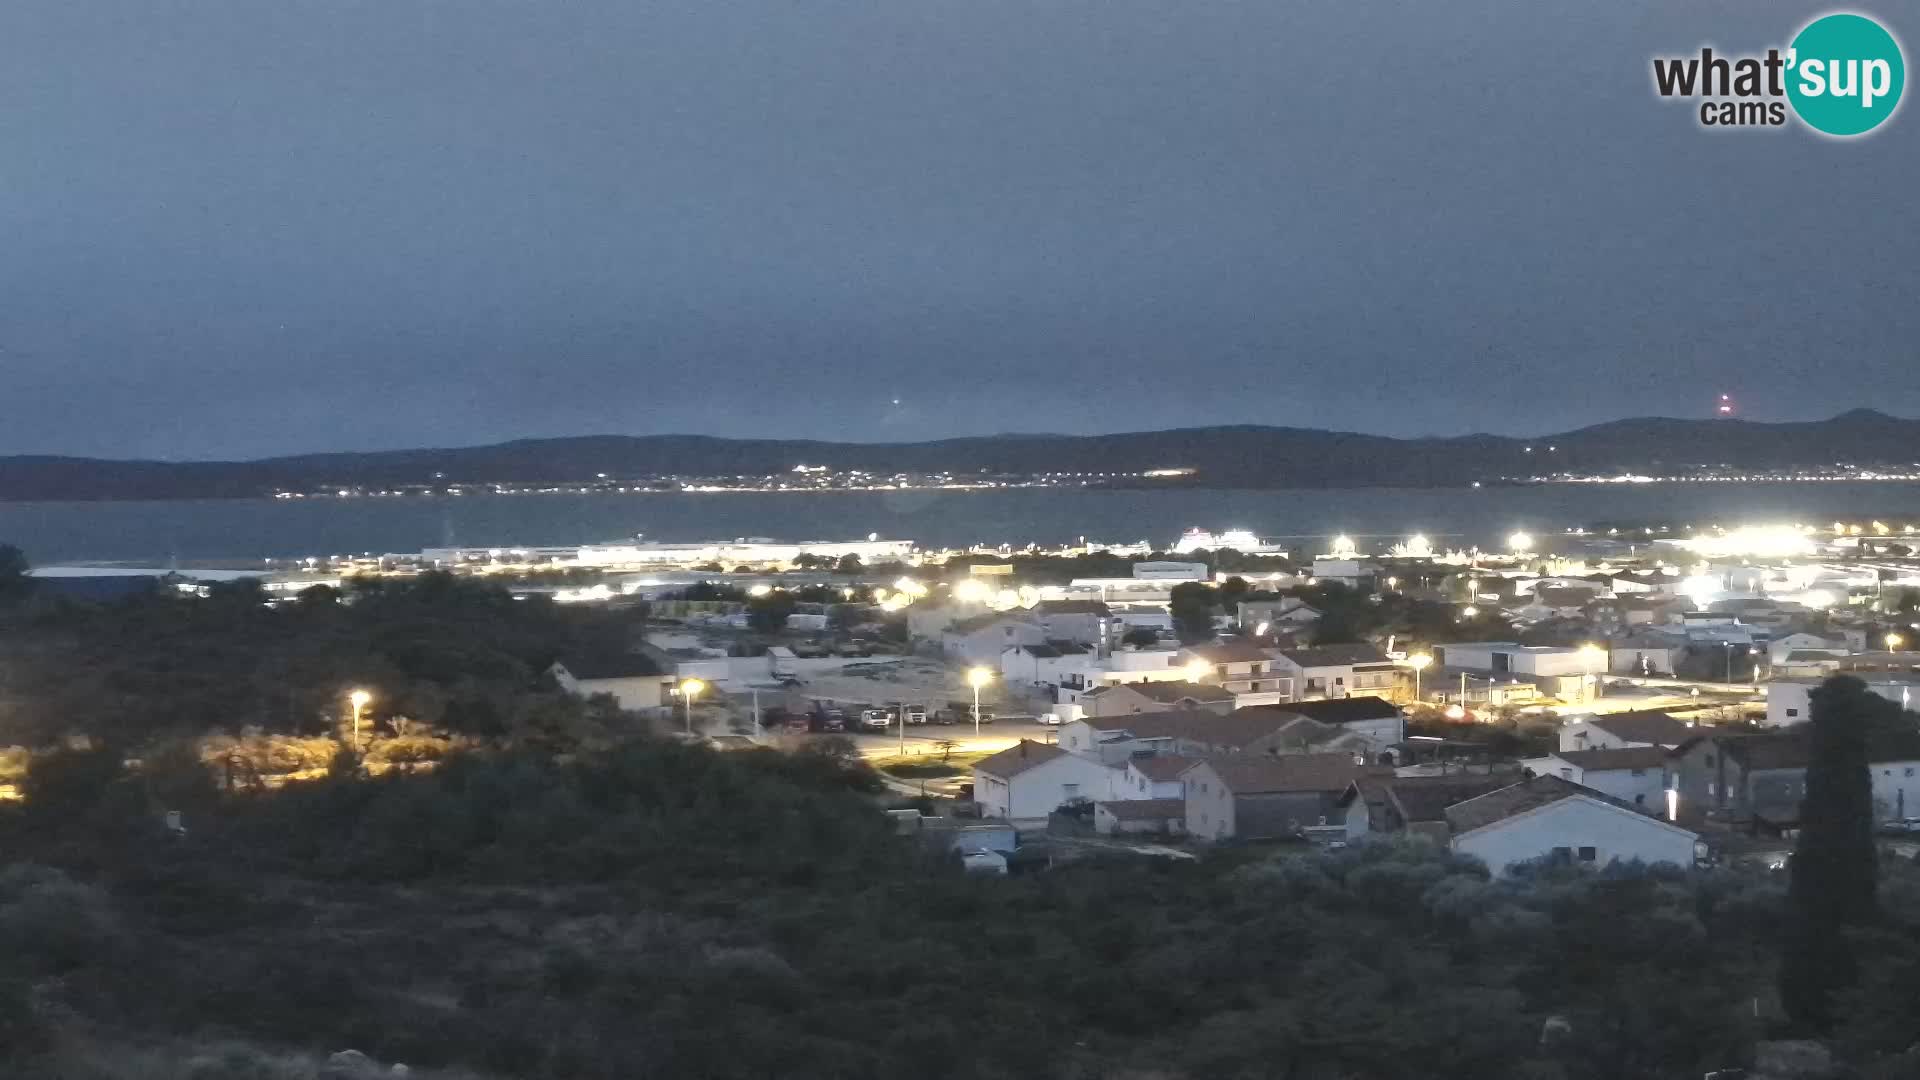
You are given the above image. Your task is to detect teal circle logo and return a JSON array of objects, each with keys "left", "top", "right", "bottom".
[{"left": 1787, "top": 13, "right": 1905, "bottom": 136}]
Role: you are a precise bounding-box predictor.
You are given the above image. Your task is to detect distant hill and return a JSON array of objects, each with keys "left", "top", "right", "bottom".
[{"left": 1, "top": 410, "right": 1917, "bottom": 500}]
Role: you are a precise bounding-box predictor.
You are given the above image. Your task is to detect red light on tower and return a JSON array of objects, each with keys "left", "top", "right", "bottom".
[{"left": 1716, "top": 394, "right": 1735, "bottom": 416}]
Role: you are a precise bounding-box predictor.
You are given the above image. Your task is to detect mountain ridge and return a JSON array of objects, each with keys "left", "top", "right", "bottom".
[{"left": 0, "top": 411, "right": 1913, "bottom": 501}]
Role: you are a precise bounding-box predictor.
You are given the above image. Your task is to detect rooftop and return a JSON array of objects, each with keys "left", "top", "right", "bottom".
[
  {"left": 1193, "top": 752, "right": 1383, "bottom": 795},
  {"left": 972, "top": 740, "right": 1072, "bottom": 779},
  {"left": 1182, "top": 639, "right": 1274, "bottom": 664},
  {"left": 1081, "top": 679, "right": 1234, "bottom": 704},
  {"left": 1095, "top": 797, "right": 1185, "bottom": 821},
  {"left": 1082, "top": 708, "right": 1309, "bottom": 749},
  {"left": 1443, "top": 774, "right": 1661, "bottom": 836},
  {"left": 1031, "top": 599, "right": 1113, "bottom": 616},
  {"left": 1539, "top": 745, "right": 1670, "bottom": 772},
  {"left": 1276, "top": 643, "right": 1392, "bottom": 668},
  {"left": 1583, "top": 710, "right": 1692, "bottom": 746},
  {"left": 1129, "top": 753, "right": 1200, "bottom": 781},
  {"left": 1238, "top": 697, "right": 1402, "bottom": 726},
  {"left": 554, "top": 651, "right": 666, "bottom": 680}
]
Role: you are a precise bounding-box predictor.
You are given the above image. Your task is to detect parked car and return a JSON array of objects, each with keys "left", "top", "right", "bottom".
[
  {"left": 996, "top": 713, "right": 1038, "bottom": 724},
  {"left": 817, "top": 707, "right": 847, "bottom": 733},
  {"left": 860, "top": 708, "right": 893, "bottom": 731},
  {"left": 903, "top": 704, "right": 928, "bottom": 725}
]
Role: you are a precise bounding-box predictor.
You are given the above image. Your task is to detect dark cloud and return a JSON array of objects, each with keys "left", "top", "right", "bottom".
[{"left": 1, "top": 0, "right": 1915, "bottom": 458}]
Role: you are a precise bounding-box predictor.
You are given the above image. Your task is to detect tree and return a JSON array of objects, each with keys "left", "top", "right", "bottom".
[
  {"left": 1218, "top": 575, "right": 1252, "bottom": 612},
  {"left": 747, "top": 591, "right": 797, "bottom": 633},
  {"left": 1120, "top": 626, "right": 1160, "bottom": 649},
  {"left": 1169, "top": 582, "right": 1217, "bottom": 644},
  {"left": 0, "top": 544, "right": 31, "bottom": 607},
  {"left": 1781, "top": 675, "right": 1884, "bottom": 1030},
  {"left": 834, "top": 554, "right": 863, "bottom": 575}
]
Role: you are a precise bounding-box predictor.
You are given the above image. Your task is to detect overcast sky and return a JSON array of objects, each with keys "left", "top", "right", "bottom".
[{"left": 2, "top": 1, "right": 1915, "bottom": 459}]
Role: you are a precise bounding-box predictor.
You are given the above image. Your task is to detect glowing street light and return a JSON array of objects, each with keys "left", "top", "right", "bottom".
[
  {"left": 679, "top": 678, "right": 706, "bottom": 735},
  {"left": 966, "top": 667, "right": 993, "bottom": 738},
  {"left": 1254, "top": 621, "right": 1271, "bottom": 638},
  {"left": 348, "top": 688, "right": 373, "bottom": 752},
  {"left": 1507, "top": 531, "right": 1533, "bottom": 554},
  {"left": 1579, "top": 643, "right": 1606, "bottom": 701},
  {"left": 1888, "top": 632, "right": 1905, "bottom": 653},
  {"left": 1407, "top": 652, "right": 1432, "bottom": 702},
  {"left": 1184, "top": 658, "right": 1214, "bottom": 683},
  {"left": 1461, "top": 606, "right": 1480, "bottom": 619}
]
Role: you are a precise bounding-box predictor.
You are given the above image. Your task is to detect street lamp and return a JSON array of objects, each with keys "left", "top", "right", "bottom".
[
  {"left": 966, "top": 667, "right": 993, "bottom": 738},
  {"left": 1461, "top": 606, "right": 1479, "bottom": 619},
  {"left": 1407, "top": 653, "right": 1432, "bottom": 703},
  {"left": 1184, "top": 658, "right": 1213, "bottom": 684},
  {"left": 348, "top": 689, "right": 372, "bottom": 753},
  {"left": 1888, "top": 632, "right": 1904, "bottom": 653},
  {"left": 679, "top": 678, "right": 706, "bottom": 735},
  {"left": 1579, "top": 643, "right": 1606, "bottom": 702}
]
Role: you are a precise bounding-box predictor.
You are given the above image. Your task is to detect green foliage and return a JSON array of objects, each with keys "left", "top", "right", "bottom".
[
  {"left": 1120, "top": 625, "right": 1161, "bottom": 648},
  {"left": 1782, "top": 675, "right": 1885, "bottom": 1030},
  {"left": 746, "top": 590, "right": 797, "bottom": 632},
  {"left": 0, "top": 543, "right": 30, "bottom": 607},
  {"left": 1168, "top": 581, "right": 1216, "bottom": 644}
]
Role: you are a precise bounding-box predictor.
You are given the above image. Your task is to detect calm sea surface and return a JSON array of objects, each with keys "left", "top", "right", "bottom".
[{"left": 4, "top": 483, "right": 1920, "bottom": 564}]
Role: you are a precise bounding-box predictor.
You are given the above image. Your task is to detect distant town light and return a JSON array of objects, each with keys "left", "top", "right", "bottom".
[{"left": 1507, "top": 531, "right": 1533, "bottom": 554}]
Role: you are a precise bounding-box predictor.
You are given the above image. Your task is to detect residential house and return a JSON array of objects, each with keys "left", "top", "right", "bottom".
[
  {"left": 1339, "top": 773, "right": 1517, "bottom": 839},
  {"left": 1559, "top": 710, "right": 1692, "bottom": 752},
  {"left": 1765, "top": 676, "right": 1920, "bottom": 727},
  {"left": 1184, "top": 753, "right": 1384, "bottom": 842},
  {"left": 1608, "top": 631, "right": 1687, "bottom": 676},
  {"left": 1442, "top": 776, "right": 1701, "bottom": 873},
  {"left": 971, "top": 740, "right": 1119, "bottom": 825},
  {"left": 1057, "top": 709, "right": 1377, "bottom": 765},
  {"left": 940, "top": 613, "right": 1046, "bottom": 666},
  {"left": 1028, "top": 599, "right": 1113, "bottom": 647},
  {"left": 1079, "top": 680, "right": 1236, "bottom": 718},
  {"left": 1775, "top": 651, "right": 1846, "bottom": 679},
  {"left": 1237, "top": 597, "right": 1322, "bottom": 631},
  {"left": 1270, "top": 644, "right": 1403, "bottom": 702},
  {"left": 1670, "top": 728, "right": 1920, "bottom": 827},
  {"left": 1093, "top": 798, "right": 1186, "bottom": 836},
  {"left": 1000, "top": 641, "right": 1097, "bottom": 688},
  {"left": 1516, "top": 586, "right": 1603, "bottom": 623},
  {"left": 1519, "top": 746, "right": 1669, "bottom": 814},
  {"left": 1117, "top": 752, "right": 1197, "bottom": 799},
  {"left": 549, "top": 653, "right": 671, "bottom": 711},
  {"left": 1233, "top": 696, "right": 1406, "bottom": 749},
  {"left": 1178, "top": 640, "right": 1288, "bottom": 696}
]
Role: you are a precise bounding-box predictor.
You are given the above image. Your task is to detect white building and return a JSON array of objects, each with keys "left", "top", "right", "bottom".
[
  {"left": 1768, "top": 632, "right": 1849, "bottom": 666},
  {"left": 1270, "top": 644, "right": 1401, "bottom": 702},
  {"left": 1000, "top": 642, "right": 1097, "bottom": 688},
  {"left": 940, "top": 614, "right": 1047, "bottom": 665},
  {"left": 1558, "top": 710, "right": 1692, "bottom": 752},
  {"left": 1446, "top": 776, "right": 1700, "bottom": 873},
  {"left": 971, "top": 741, "right": 1119, "bottom": 825},
  {"left": 1519, "top": 746, "right": 1669, "bottom": 814},
  {"left": 1766, "top": 676, "right": 1920, "bottom": 728},
  {"left": 549, "top": 654, "right": 671, "bottom": 711}
]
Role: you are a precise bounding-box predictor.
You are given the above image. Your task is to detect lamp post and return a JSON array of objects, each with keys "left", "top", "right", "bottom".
[
  {"left": 679, "top": 678, "right": 706, "bottom": 736},
  {"left": 966, "top": 666, "right": 992, "bottom": 739},
  {"left": 1888, "top": 632, "right": 1905, "bottom": 654},
  {"left": 1579, "top": 644, "right": 1606, "bottom": 703},
  {"left": 1408, "top": 653, "right": 1432, "bottom": 705},
  {"left": 348, "top": 689, "right": 372, "bottom": 754}
]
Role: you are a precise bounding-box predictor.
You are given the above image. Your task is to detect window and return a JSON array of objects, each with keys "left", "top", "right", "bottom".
[
  {"left": 1062, "top": 784, "right": 1079, "bottom": 798},
  {"left": 1577, "top": 846, "right": 1597, "bottom": 862},
  {"left": 1707, "top": 781, "right": 1716, "bottom": 795},
  {"left": 1786, "top": 708, "right": 1800, "bottom": 718},
  {"left": 1631, "top": 768, "right": 1645, "bottom": 777},
  {"left": 1559, "top": 767, "right": 1573, "bottom": 779},
  {"left": 1908, "top": 768, "right": 1916, "bottom": 778},
  {"left": 1199, "top": 782, "right": 1208, "bottom": 793},
  {"left": 1705, "top": 754, "right": 1715, "bottom": 767},
  {"left": 1551, "top": 846, "right": 1572, "bottom": 861},
  {"left": 1634, "top": 794, "right": 1646, "bottom": 806}
]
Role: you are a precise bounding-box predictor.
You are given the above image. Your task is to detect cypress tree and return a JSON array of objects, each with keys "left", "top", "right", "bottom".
[{"left": 1779, "top": 675, "right": 1882, "bottom": 1029}]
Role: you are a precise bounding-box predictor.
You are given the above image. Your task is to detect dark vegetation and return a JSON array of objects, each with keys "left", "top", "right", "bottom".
[
  {"left": 7, "top": 557, "right": 1920, "bottom": 1076},
  {"left": 3, "top": 408, "right": 1916, "bottom": 499}
]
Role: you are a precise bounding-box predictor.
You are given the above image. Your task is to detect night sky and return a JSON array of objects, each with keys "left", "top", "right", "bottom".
[{"left": 3, "top": 1, "right": 1915, "bottom": 460}]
